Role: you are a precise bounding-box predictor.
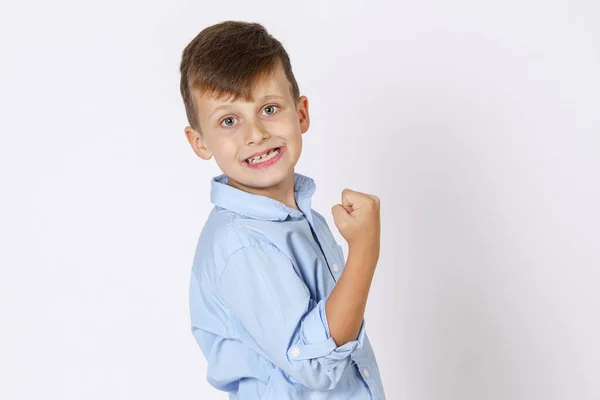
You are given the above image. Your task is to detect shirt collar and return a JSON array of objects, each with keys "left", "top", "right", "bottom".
[{"left": 210, "top": 173, "right": 316, "bottom": 221}]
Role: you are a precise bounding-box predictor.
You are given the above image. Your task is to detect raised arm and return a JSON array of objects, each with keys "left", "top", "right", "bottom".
[{"left": 327, "top": 189, "right": 381, "bottom": 346}]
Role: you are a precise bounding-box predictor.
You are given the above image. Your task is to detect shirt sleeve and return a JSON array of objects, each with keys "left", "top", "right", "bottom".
[{"left": 215, "top": 243, "right": 366, "bottom": 391}]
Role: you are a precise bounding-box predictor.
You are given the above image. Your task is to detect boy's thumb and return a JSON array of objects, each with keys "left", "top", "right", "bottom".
[{"left": 331, "top": 204, "right": 348, "bottom": 222}]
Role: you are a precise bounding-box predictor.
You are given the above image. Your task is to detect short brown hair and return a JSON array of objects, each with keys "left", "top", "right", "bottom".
[{"left": 179, "top": 21, "right": 301, "bottom": 134}]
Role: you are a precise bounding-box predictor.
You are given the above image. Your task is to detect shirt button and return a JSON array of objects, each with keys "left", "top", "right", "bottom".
[
  {"left": 332, "top": 264, "right": 339, "bottom": 272},
  {"left": 291, "top": 347, "right": 301, "bottom": 357},
  {"left": 362, "top": 369, "right": 370, "bottom": 378}
]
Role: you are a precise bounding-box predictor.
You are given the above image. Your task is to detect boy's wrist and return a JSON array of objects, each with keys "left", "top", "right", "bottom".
[{"left": 347, "top": 242, "right": 379, "bottom": 269}]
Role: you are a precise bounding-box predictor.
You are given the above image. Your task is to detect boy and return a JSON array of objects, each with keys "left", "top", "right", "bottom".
[{"left": 180, "top": 21, "right": 385, "bottom": 399}]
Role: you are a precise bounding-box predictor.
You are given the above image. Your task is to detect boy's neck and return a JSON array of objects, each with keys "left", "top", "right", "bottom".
[{"left": 226, "top": 172, "right": 300, "bottom": 211}]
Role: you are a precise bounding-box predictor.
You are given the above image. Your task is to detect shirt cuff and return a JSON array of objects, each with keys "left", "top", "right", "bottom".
[{"left": 286, "top": 296, "right": 366, "bottom": 365}]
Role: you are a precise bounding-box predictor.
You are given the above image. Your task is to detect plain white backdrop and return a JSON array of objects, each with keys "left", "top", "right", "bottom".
[{"left": 1, "top": 0, "right": 599, "bottom": 399}]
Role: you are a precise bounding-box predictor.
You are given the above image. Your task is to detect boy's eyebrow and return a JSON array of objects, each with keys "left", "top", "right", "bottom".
[
  {"left": 209, "top": 94, "right": 286, "bottom": 118},
  {"left": 209, "top": 104, "right": 234, "bottom": 119},
  {"left": 259, "top": 94, "right": 285, "bottom": 101}
]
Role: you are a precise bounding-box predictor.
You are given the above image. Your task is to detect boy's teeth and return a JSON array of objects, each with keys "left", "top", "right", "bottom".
[{"left": 247, "top": 148, "right": 279, "bottom": 164}]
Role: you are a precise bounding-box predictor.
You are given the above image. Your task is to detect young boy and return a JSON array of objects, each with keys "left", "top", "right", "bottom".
[{"left": 179, "top": 21, "right": 385, "bottom": 399}]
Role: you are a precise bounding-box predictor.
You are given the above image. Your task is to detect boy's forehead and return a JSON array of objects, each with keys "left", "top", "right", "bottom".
[{"left": 195, "top": 66, "right": 292, "bottom": 109}]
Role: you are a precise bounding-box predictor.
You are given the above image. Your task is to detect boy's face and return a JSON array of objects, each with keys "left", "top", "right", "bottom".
[{"left": 185, "top": 63, "right": 309, "bottom": 195}]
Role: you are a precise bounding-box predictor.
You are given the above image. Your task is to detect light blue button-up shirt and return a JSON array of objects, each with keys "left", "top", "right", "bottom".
[{"left": 189, "top": 172, "right": 386, "bottom": 399}]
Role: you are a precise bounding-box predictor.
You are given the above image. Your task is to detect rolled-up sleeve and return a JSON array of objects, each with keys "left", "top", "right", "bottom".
[{"left": 216, "top": 243, "right": 365, "bottom": 391}]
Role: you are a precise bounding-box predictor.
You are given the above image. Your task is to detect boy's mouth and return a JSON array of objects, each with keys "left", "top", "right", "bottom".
[{"left": 245, "top": 147, "right": 282, "bottom": 165}]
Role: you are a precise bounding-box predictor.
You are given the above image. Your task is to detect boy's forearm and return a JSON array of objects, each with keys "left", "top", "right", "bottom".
[{"left": 325, "top": 243, "right": 378, "bottom": 346}]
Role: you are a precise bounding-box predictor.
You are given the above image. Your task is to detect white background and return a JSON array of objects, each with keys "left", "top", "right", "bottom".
[{"left": 1, "top": 0, "right": 599, "bottom": 399}]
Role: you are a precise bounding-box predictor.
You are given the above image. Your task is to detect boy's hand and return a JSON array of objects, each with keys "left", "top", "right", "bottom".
[{"left": 331, "top": 188, "right": 381, "bottom": 261}]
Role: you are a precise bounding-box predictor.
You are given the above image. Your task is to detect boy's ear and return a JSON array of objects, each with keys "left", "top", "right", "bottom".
[
  {"left": 297, "top": 95, "right": 310, "bottom": 134},
  {"left": 185, "top": 126, "right": 213, "bottom": 160}
]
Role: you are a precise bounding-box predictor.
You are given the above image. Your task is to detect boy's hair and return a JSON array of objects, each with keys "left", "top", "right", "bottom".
[{"left": 179, "top": 21, "right": 301, "bottom": 135}]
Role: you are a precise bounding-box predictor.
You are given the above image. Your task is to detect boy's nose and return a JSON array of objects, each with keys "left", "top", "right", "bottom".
[{"left": 244, "top": 119, "right": 270, "bottom": 145}]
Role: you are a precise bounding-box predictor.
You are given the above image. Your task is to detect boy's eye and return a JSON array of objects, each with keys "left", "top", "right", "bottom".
[
  {"left": 262, "top": 105, "right": 279, "bottom": 115},
  {"left": 219, "top": 105, "right": 278, "bottom": 128},
  {"left": 220, "top": 117, "right": 237, "bottom": 128}
]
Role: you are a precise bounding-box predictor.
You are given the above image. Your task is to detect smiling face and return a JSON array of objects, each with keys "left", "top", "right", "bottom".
[{"left": 185, "top": 61, "right": 310, "bottom": 200}]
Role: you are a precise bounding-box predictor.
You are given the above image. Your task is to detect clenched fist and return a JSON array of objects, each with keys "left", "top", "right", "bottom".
[{"left": 331, "top": 188, "right": 381, "bottom": 261}]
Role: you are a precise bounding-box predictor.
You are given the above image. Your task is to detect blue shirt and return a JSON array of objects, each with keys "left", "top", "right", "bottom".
[{"left": 189, "top": 172, "right": 386, "bottom": 399}]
